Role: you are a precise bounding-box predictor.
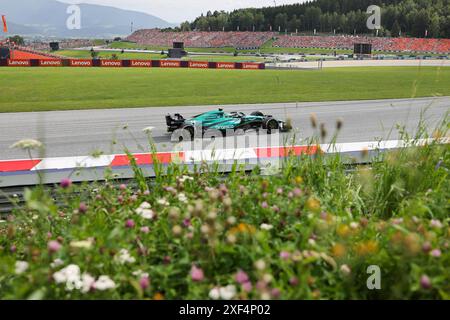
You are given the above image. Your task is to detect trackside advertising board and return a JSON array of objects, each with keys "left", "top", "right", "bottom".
[
  {"left": 0, "top": 59, "right": 265, "bottom": 70},
  {"left": 39, "top": 59, "right": 62, "bottom": 67},
  {"left": 100, "top": 60, "right": 123, "bottom": 67},
  {"left": 188, "top": 61, "right": 209, "bottom": 69},
  {"left": 7, "top": 59, "right": 30, "bottom": 66},
  {"left": 160, "top": 60, "right": 181, "bottom": 68},
  {"left": 129, "top": 60, "right": 152, "bottom": 67},
  {"left": 242, "top": 62, "right": 263, "bottom": 69},
  {"left": 216, "top": 62, "right": 236, "bottom": 69},
  {"left": 69, "top": 59, "right": 92, "bottom": 67}
]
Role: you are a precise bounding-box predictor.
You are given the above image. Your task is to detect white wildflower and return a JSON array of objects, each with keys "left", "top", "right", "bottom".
[
  {"left": 52, "top": 264, "right": 115, "bottom": 293},
  {"left": 136, "top": 204, "right": 155, "bottom": 220},
  {"left": 340, "top": 264, "right": 351, "bottom": 276},
  {"left": 53, "top": 264, "right": 83, "bottom": 291},
  {"left": 260, "top": 292, "right": 271, "bottom": 300},
  {"left": 70, "top": 239, "right": 94, "bottom": 249},
  {"left": 157, "top": 198, "right": 169, "bottom": 206},
  {"left": 178, "top": 193, "right": 188, "bottom": 203},
  {"left": 15, "top": 261, "right": 29, "bottom": 275},
  {"left": 81, "top": 273, "right": 96, "bottom": 293},
  {"left": 430, "top": 219, "right": 443, "bottom": 229},
  {"left": 139, "top": 202, "right": 151, "bottom": 209},
  {"left": 219, "top": 285, "right": 236, "bottom": 300},
  {"left": 114, "top": 249, "right": 136, "bottom": 265},
  {"left": 94, "top": 275, "right": 116, "bottom": 291},
  {"left": 209, "top": 287, "right": 221, "bottom": 300},
  {"left": 132, "top": 270, "right": 149, "bottom": 278},
  {"left": 50, "top": 258, "right": 64, "bottom": 268},
  {"left": 10, "top": 139, "right": 43, "bottom": 150},
  {"left": 350, "top": 222, "right": 359, "bottom": 229},
  {"left": 260, "top": 223, "right": 274, "bottom": 231},
  {"left": 254, "top": 259, "right": 266, "bottom": 271},
  {"left": 227, "top": 216, "right": 237, "bottom": 225},
  {"left": 142, "top": 126, "right": 155, "bottom": 134},
  {"left": 179, "top": 175, "right": 194, "bottom": 183}
]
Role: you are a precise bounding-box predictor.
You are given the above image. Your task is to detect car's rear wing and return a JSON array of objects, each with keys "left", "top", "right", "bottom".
[{"left": 166, "top": 114, "right": 185, "bottom": 132}]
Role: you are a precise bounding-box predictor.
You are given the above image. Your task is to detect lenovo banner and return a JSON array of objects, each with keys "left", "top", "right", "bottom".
[
  {"left": 188, "top": 61, "right": 209, "bottom": 69},
  {"left": 160, "top": 60, "right": 181, "bottom": 68},
  {"left": 130, "top": 60, "right": 152, "bottom": 68},
  {"left": 100, "top": 60, "right": 123, "bottom": 67},
  {"left": 7, "top": 59, "right": 30, "bottom": 66},
  {"left": 69, "top": 59, "right": 92, "bottom": 67},
  {"left": 216, "top": 62, "right": 236, "bottom": 69},
  {"left": 242, "top": 63, "right": 262, "bottom": 70},
  {"left": 39, "top": 59, "right": 62, "bottom": 67}
]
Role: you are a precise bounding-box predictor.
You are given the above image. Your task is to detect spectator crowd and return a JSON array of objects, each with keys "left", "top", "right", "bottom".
[
  {"left": 127, "top": 30, "right": 275, "bottom": 49},
  {"left": 274, "top": 35, "right": 450, "bottom": 54},
  {"left": 127, "top": 29, "right": 450, "bottom": 54}
]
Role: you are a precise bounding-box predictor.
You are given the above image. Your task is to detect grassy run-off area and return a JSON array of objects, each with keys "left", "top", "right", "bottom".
[
  {"left": 0, "top": 129, "right": 449, "bottom": 299},
  {"left": 0, "top": 66, "right": 449, "bottom": 113}
]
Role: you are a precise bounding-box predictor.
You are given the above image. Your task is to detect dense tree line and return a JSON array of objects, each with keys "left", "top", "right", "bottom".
[{"left": 176, "top": 0, "right": 450, "bottom": 38}]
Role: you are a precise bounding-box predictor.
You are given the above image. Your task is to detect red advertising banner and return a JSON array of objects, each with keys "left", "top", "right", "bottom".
[
  {"left": 130, "top": 60, "right": 152, "bottom": 67},
  {"left": 242, "top": 63, "right": 261, "bottom": 70},
  {"left": 216, "top": 62, "right": 236, "bottom": 69},
  {"left": 100, "top": 60, "right": 123, "bottom": 67},
  {"left": 7, "top": 59, "right": 30, "bottom": 66},
  {"left": 69, "top": 59, "right": 92, "bottom": 67},
  {"left": 39, "top": 59, "right": 62, "bottom": 67},
  {"left": 188, "top": 61, "right": 209, "bottom": 69},
  {"left": 160, "top": 60, "right": 181, "bottom": 68}
]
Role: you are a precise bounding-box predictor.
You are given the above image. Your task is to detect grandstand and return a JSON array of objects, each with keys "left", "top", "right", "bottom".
[
  {"left": 0, "top": 40, "right": 62, "bottom": 60},
  {"left": 127, "top": 29, "right": 275, "bottom": 49},
  {"left": 272, "top": 35, "right": 450, "bottom": 54},
  {"left": 126, "top": 30, "right": 450, "bottom": 54}
]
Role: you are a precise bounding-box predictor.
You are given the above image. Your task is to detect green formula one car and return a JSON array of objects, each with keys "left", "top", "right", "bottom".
[{"left": 166, "top": 109, "right": 289, "bottom": 141}]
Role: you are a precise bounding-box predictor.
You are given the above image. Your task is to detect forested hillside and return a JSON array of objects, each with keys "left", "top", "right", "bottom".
[{"left": 181, "top": 0, "right": 449, "bottom": 38}]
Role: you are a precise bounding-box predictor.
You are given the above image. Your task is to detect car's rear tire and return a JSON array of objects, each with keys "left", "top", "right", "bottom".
[
  {"left": 172, "top": 126, "right": 194, "bottom": 142},
  {"left": 265, "top": 119, "right": 279, "bottom": 134}
]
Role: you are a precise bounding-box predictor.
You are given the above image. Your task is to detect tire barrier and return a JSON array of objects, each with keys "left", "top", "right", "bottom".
[{"left": 0, "top": 58, "right": 265, "bottom": 70}]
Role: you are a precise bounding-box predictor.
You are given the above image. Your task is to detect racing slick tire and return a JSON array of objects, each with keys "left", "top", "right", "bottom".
[
  {"left": 251, "top": 111, "right": 265, "bottom": 117},
  {"left": 171, "top": 126, "right": 194, "bottom": 142},
  {"left": 265, "top": 119, "right": 279, "bottom": 134}
]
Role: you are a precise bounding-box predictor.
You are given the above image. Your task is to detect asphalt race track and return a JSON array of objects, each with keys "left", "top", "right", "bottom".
[{"left": 1, "top": 97, "right": 449, "bottom": 160}]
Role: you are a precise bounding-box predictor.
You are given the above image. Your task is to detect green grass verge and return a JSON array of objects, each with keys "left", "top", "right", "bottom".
[{"left": 0, "top": 67, "right": 449, "bottom": 113}]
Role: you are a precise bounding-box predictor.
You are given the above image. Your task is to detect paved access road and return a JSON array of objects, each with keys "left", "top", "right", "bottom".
[{"left": 1, "top": 97, "right": 448, "bottom": 160}]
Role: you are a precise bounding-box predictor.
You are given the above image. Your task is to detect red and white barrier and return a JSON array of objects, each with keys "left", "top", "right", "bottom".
[{"left": 1, "top": 139, "right": 446, "bottom": 174}]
